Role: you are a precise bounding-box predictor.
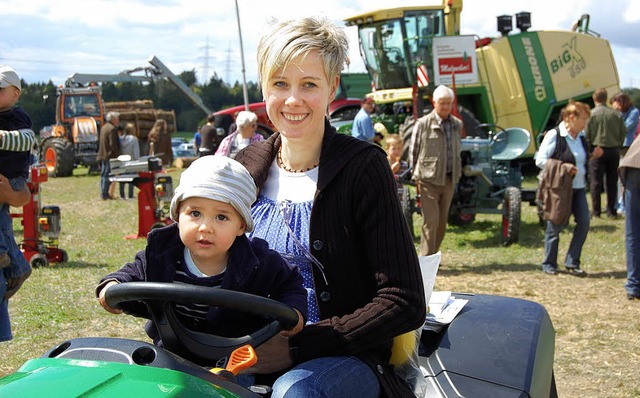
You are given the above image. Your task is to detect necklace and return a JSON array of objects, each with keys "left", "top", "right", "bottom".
[{"left": 277, "top": 149, "right": 318, "bottom": 173}]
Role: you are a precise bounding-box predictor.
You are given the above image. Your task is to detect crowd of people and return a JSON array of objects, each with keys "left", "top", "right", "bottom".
[{"left": 1, "top": 15, "right": 639, "bottom": 397}]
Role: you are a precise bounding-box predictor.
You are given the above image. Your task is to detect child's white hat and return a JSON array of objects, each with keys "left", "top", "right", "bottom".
[
  {"left": 169, "top": 155, "right": 257, "bottom": 231},
  {"left": 0, "top": 65, "right": 21, "bottom": 91}
]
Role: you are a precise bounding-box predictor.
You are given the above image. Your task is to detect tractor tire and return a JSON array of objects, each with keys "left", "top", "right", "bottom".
[
  {"left": 30, "top": 253, "right": 49, "bottom": 268},
  {"left": 399, "top": 186, "right": 416, "bottom": 241},
  {"left": 502, "top": 187, "right": 521, "bottom": 246},
  {"left": 60, "top": 249, "right": 69, "bottom": 263},
  {"left": 398, "top": 116, "right": 415, "bottom": 161},
  {"left": 449, "top": 206, "right": 475, "bottom": 226},
  {"left": 42, "top": 138, "right": 75, "bottom": 177}
]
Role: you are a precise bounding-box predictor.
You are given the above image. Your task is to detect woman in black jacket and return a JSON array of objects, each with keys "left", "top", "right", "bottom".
[{"left": 234, "top": 16, "right": 426, "bottom": 398}]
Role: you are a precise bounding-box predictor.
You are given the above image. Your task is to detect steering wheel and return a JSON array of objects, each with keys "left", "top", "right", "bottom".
[
  {"left": 474, "top": 123, "right": 507, "bottom": 142},
  {"left": 105, "top": 282, "right": 299, "bottom": 366},
  {"left": 386, "top": 47, "right": 404, "bottom": 64}
]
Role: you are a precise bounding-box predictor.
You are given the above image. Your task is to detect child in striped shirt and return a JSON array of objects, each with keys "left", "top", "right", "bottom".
[{"left": 0, "top": 65, "right": 36, "bottom": 341}]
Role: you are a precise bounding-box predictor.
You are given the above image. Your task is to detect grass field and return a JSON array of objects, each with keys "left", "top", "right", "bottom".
[{"left": 2, "top": 163, "right": 639, "bottom": 397}]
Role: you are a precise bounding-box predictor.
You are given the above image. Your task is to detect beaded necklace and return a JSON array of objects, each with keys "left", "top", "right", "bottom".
[{"left": 277, "top": 149, "right": 319, "bottom": 173}]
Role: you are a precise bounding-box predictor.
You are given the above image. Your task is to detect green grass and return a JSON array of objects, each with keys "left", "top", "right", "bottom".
[{"left": 2, "top": 166, "right": 639, "bottom": 398}]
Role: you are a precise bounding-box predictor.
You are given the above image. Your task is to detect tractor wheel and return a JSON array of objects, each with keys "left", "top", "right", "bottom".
[
  {"left": 502, "top": 187, "right": 522, "bottom": 246},
  {"left": 60, "top": 249, "right": 69, "bottom": 263},
  {"left": 398, "top": 116, "right": 415, "bottom": 161},
  {"left": 30, "top": 253, "right": 49, "bottom": 268},
  {"left": 399, "top": 186, "right": 416, "bottom": 241},
  {"left": 449, "top": 206, "right": 475, "bottom": 226},
  {"left": 42, "top": 138, "right": 74, "bottom": 177}
]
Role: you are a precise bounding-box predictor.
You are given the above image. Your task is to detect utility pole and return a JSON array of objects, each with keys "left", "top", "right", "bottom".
[
  {"left": 225, "top": 47, "right": 233, "bottom": 85},
  {"left": 199, "top": 36, "right": 215, "bottom": 84},
  {"left": 235, "top": 0, "right": 249, "bottom": 110}
]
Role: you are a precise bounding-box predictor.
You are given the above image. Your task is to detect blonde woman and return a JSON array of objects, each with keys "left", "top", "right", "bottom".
[{"left": 234, "top": 17, "right": 425, "bottom": 398}]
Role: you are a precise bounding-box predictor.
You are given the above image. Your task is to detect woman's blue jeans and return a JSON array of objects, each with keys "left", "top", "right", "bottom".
[
  {"left": 542, "top": 188, "right": 590, "bottom": 272},
  {"left": 271, "top": 356, "right": 380, "bottom": 398},
  {"left": 625, "top": 168, "right": 640, "bottom": 296},
  {"left": 100, "top": 160, "right": 111, "bottom": 199},
  {"left": 0, "top": 270, "right": 12, "bottom": 341}
]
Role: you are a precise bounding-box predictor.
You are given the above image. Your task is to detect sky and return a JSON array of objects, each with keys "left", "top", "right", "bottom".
[{"left": 1, "top": 0, "right": 639, "bottom": 89}]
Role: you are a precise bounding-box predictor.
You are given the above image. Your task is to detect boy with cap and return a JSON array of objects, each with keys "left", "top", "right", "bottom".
[
  {"left": 96, "top": 155, "right": 306, "bottom": 348},
  {"left": 0, "top": 65, "right": 35, "bottom": 341}
]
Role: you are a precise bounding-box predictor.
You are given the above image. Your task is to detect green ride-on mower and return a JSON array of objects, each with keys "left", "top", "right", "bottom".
[{"left": 0, "top": 280, "right": 558, "bottom": 397}]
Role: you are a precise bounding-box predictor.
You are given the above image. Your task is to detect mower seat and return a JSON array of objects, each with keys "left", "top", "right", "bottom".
[
  {"left": 419, "top": 293, "right": 556, "bottom": 398},
  {"left": 492, "top": 127, "right": 531, "bottom": 161}
]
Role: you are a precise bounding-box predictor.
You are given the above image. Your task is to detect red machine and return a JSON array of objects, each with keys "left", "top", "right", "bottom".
[
  {"left": 109, "top": 156, "right": 174, "bottom": 240},
  {"left": 11, "top": 164, "right": 67, "bottom": 268}
]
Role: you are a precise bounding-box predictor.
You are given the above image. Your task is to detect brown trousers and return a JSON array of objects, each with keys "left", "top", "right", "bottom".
[{"left": 418, "top": 176, "right": 455, "bottom": 256}]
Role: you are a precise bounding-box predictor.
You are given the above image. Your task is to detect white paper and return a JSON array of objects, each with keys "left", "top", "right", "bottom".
[
  {"left": 419, "top": 251, "right": 441, "bottom": 307},
  {"left": 425, "top": 290, "right": 468, "bottom": 325}
]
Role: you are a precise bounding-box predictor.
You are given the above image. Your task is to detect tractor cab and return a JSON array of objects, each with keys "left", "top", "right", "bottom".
[{"left": 60, "top": 89, "right": 103, "bottom": 120}]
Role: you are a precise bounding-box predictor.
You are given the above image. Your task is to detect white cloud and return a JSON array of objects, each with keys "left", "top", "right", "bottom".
[{"left": 1, "top": 0, "right": 637, "bottom": 89}]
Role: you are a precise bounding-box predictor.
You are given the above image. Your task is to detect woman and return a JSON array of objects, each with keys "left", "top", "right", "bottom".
[
  {"left": 536, "top": 101, "right": 594, "bottom": 275},
  {"left": 215, "top": 111, "right": 263, "bottom": 158},
  {"left": 234, "top": 17, "right": 426, "bottom": 398}
]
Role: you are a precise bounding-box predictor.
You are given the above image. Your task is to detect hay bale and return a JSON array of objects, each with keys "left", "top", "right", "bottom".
[
  {"left": 174, "top": 157, "right": 197, "bottom": 169},
  {"left": 105, "top": 100, "right": 154, "bottom": 111},
  {"left": 106, "top": 102, "right": 176, "bottom": 139}
]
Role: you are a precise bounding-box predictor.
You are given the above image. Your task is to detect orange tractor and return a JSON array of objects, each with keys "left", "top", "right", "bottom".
[{"left": 40, "top": 85, "right": 104, "bottom": 177}]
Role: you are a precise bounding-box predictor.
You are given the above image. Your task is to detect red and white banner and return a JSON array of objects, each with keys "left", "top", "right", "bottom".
[{"left": 417, "top": 64, "right": 429, "bottom": 87}]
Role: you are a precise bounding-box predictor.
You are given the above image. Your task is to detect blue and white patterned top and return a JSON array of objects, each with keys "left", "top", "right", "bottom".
[{"left": 247, "top": 161, "right": 322, "bottom": 324}]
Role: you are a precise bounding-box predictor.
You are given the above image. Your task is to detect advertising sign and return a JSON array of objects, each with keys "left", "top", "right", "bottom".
[{"left": 433, "top": 36, "right": 479, "bottom": 85}]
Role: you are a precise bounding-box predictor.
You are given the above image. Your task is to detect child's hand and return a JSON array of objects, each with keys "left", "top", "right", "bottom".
[
  {"left": 280, "top": 309, "right": 304, "bottom": 337},
  {"left": 98, "top": 281, "right": 124, "bottom": 314}
]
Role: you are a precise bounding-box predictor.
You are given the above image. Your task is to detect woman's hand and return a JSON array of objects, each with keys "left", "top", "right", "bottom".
[
  {"left": 0, "top": 174, "right": 30, "bottom": 207},
  {"left": 252, "top": 334, "right": 293, "bottom": 374}
]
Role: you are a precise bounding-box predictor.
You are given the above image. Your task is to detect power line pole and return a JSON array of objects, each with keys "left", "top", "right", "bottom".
[
  {"left": 225, "top": 46, "right": 233, "bottom": 85},
  {"left": 199, "top": 36, "right": 215, "bottom": 84}
]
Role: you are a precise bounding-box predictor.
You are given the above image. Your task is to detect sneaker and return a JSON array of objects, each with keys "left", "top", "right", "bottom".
[
  {"left": 0, "top": 253, "right": 9, "bottom": 268},
  {"left": 566, "top": 267, "right": 586, "bottom": 276},
  {"left": 628, "top": 293, "right": 640, "bottom": 301},
  {"left": 543, "top": 268, "right": 557, "bottom": 275}
]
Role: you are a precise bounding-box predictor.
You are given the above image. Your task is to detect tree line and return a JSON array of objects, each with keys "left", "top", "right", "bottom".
[
  {"left": 15, "top": 69, "right": 640, "bottom": 137},
  {"left": 17, "top": 70, "right": 263, "bottom": 135}
]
